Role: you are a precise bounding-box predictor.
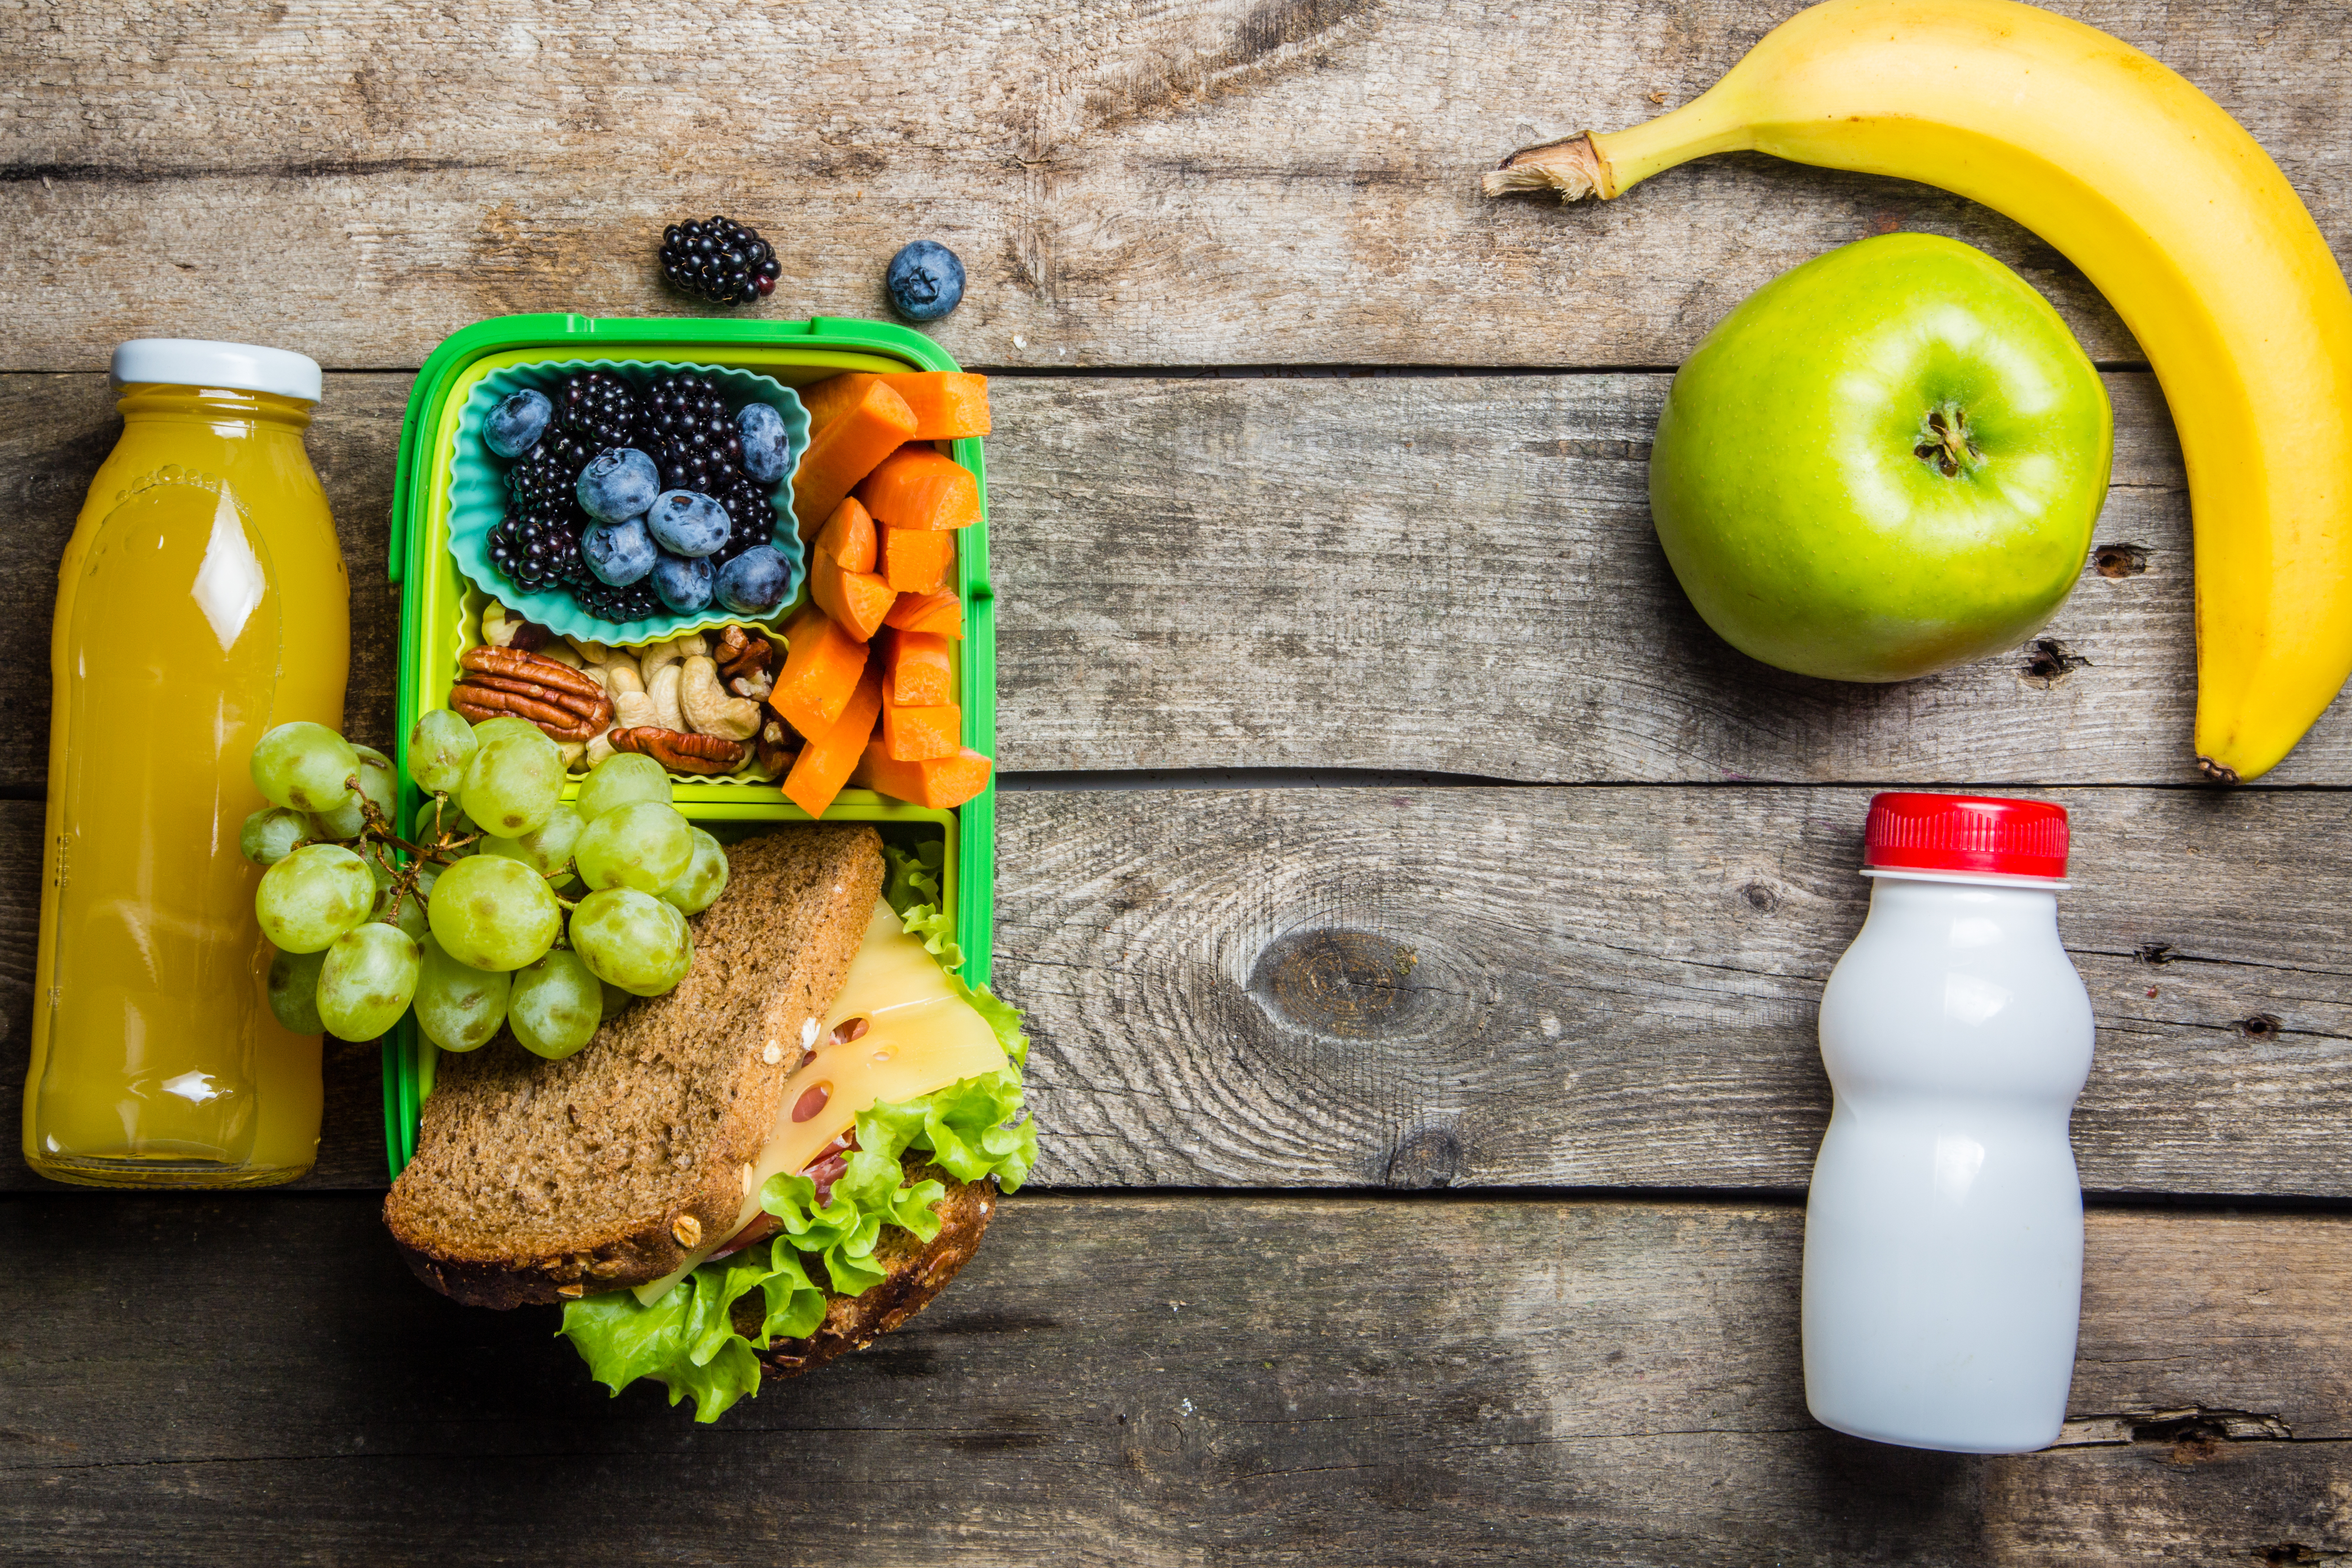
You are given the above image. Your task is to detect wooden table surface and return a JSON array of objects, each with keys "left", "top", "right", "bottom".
[{"left": 8, "top": 2, "right": 2352, "bottom": 1562}]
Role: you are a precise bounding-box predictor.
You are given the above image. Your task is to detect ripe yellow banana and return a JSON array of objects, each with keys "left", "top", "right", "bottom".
[{"left": 1486, "top": 0, "right": 2352, "bottom": 783}]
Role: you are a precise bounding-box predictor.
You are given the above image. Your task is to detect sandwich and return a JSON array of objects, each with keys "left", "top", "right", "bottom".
[{"left": 383, "top": 824, "right": 1033, "bottom": 1419}]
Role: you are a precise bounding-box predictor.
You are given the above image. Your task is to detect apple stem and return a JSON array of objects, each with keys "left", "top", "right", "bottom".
[{"left": 1914, "top": 402, "right": 1983, "bottom": 477}]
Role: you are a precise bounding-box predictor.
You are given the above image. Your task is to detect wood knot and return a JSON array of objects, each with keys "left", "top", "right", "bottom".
[
  {"left": 2134, "top": 942, "right": 2174, "bottom": 966},
  {"left": 2021, "top": 638, "right": 2089, "bottom": 687},
  {"left": 1248, "top": 928, "right": 1427, "bottom": 1039},
  {"left": 2092, "top": 541, "right": 2149, "bottom": 578},
  {"left": 2240, "top": 1013, "right": 2284, "bottom": 1041},
  {"left": 1384, "top": 1126, "right": 1464, "bottom": 1189},
  {"left": 1740, "top": 881, "right": 1782, "bottom": 914}
]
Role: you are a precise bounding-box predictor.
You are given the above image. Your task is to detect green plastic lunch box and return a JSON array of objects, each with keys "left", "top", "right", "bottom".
[{"left": 379, "top": 313, "right": 997, "bottom": 1179}]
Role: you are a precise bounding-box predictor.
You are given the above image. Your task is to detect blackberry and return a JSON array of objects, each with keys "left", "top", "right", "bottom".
[
  {"left": 659, "top": 215, "right": 781, "bottom": 306},
  {"left": 556, "top": 370, "right": 641, "bottom": 449},
  {"left": 507, "top": 429, "right": 597, "bottom": 508},
  {"left": 488, "top": 494, "right": 593, "bottom": 596},
  {"left": 574, "top": 576, "right": 665, "bottom": 623},
  {"left": 711, "top": 472, "right": 776, "bottom": 561},
  {"left": 640, "top": 371, "right": 745, "bottom": 494}
]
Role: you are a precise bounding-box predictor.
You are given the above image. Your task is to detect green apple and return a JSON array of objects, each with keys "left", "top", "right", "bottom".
[{"left": 1650, "top": 233, "right": 2112, "bottom": 682}]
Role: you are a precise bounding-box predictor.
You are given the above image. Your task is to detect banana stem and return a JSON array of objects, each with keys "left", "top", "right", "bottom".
[{"left": 1483, "top": 92, "right": 1757, "bottom": 203}]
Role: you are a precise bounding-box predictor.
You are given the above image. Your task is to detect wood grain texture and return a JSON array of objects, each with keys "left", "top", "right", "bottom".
[
  {"left": 6, "top": 782, "right": 2352, "bottom": 1198},
  {"left": 2, "top": 2, "right": 2346, "bottom": 371},
  {"left": 9, "top": 371, "right": 2347, "bottom": 787},
  {"left": 996, "top": 783, "right": 2352, "bottom": 1198},
  {"left": 1, "top": 1191, "right": 2347, "bottom": 1565}
]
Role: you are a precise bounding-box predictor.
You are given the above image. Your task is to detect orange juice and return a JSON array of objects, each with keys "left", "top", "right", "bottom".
[{"left": 23, "top": 341, "right": 349, "bottom": 1188}]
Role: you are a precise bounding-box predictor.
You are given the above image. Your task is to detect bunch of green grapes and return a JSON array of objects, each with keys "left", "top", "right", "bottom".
[{"left": 242, "top": 713, "right": 728, "bottom": 1062}]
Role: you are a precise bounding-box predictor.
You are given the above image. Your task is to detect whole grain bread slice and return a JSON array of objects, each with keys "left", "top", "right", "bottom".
[
  {"left": 735, "top": 1157, "right": 998, "bottom": 1380},
  {"left": 385, "top": 823, "right": 885, "bottom": 1309}
]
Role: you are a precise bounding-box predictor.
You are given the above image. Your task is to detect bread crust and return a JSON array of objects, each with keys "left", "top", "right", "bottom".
[
  {"left": 385, "top": 825, "right": 885, "bottom": 1308},
  {"left": 735, "top": 1161, "right": 998, "bottom": 1379}
]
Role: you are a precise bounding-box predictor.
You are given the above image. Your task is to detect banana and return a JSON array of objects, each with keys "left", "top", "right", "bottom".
[{"left": 1485, "top": 0, "right": 2352, "bottom": 783}]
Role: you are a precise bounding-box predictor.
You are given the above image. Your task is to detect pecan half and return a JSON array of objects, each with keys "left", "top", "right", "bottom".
[
  {"left": 751, "top": 715, "right": 798, "bottom": 777},
  {"left": 459, "top": 670, "right": 612, "bottom": 725},
  {"left": 716, "top": 628, "right": 775, "bottom": 685},
  {"left": 611, "top": 726, "right": 747, "bottom": 774},
  {"left": 450, "top": 685, "right": 604, "bottom": 742},
  {"left": 462, "top": 645, "right": 608, "bottom": 702}
]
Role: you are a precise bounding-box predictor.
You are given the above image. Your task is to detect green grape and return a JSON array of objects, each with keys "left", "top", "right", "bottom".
[
  {"left": 254, "top": 844, "right": 375, "bottom": 953},
  {"left": 461, "top": 728, "right": 565, "bottom": 837},
  {"left": 316, "top": 923, "right": 422, "bottom": 1042},
  {"left": 412, "top": 933, "right": 510, "bottom": 1052},
  {"left": 480, "top": 803, "right": 583, "bottom": 879},
  {"left": 309, "top": 796, "right": 366, "bottom": 842},
  {"left": 509, "top": 951, "right": 604, "bottom": 1060},
  {"left": 266, "top": 947, "right": 327, "bottom": 1035},
  {"left": 351, "top": 745, "right": 398, "bottom": 823},
  {"left": 240, "top": 807, "right": 309, "bottom": 867},
  {"left": 375, "top": 881, "right": 430, "bottom": 942},
  {"left": 427, "top": 854, "right": 562, "bottom": 972},
  {"left": 408, "top": 708, "right": 479, "bottom": 795},
  {"left": 569, "top": 888, "right": 693, "bottom": 996},
  {"left": 576, "top": 751, "right": 673, "bottom": 821},
  {"left": 412, "top": 796, "right": 480, "bottom": 855},
  {"left": 658, "top": 827, "right": 729, "bottom": 915},
  {"left": 250, "top": 721, "right": 360, "bottom": 814},
  {"left": 469, "top": 715, "right": 544, "bottom": 748},
  {"left": 573, "top": 801, "right": 693, "bottom": 894},
  {"left": 599, "top": 977, "right": 635, "bottom": 1025},
  {"left": 414, "top": 860, "right": 444, "bottom": 900}
]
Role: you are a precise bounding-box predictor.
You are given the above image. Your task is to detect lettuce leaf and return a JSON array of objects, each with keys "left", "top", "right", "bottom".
[{"left": 557, "top": 836, "right": 1033, "bottom": 1422}]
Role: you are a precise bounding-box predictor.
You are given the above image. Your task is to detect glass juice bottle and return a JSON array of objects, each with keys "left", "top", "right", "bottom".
[{"left": 23, "top": 340, "right": 350, "bottom": 1187}]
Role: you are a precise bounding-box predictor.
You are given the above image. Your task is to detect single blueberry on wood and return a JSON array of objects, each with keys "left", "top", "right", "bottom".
[{"left": 886, "top": 241, "right": 966, "bottom": 322}]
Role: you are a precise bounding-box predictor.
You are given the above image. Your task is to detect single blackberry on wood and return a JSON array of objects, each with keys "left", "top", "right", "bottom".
[
  {"left": 506, "top": 429, "right": 597, "bottom": 508},
  {"left": 659, "top": 215, "right": 782, "bottom": 306},
  {"left": 640, "top": 371, "right": 746, "bottom": 494},
  {"left": 557, "top": 370, "right": 641, "bottom": 449}
]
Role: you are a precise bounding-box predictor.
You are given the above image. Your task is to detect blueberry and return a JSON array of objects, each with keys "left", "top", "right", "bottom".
[
  {"left": 484, "top": 388, "right": 554, "bottom": 459},
  {"left": 645, "top": 489, "right": 732, "bottom": 558},
  {"left": 714, "top": 545, "right": 794, "bottom": 615},
  {"left": 651, "top": 551, "right": 715, "bottom": 614},
  {"left": 580, "top": 516, "right": 658, "bottom": 587},
  {"left": 737, "top": 402, "right": 791, "bottom": 485},
  {"left": 576, "top": 447, "right": 661, "bottom": 523},
  {"left": 885, "top": 241, "right": 965, "bottom": 323}
]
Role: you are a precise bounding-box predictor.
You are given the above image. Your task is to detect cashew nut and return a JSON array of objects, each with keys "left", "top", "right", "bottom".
[
  {"left": 648, "top": 662, "right": 685, "bottom": 732},
  {"left": 679, "top": 656, "right": 762, "bottom": 740},
  {"left": 482, "top": 602, "right": 524, "bottom": 648},
  {"left": 558, "top": 740, "right": 587, "bottom": 771},
  {"left": 585, "top": 731, "right": 618, "bottom": 769},
  {"left": 637, "top": 637, "right": 687, "bottom": 686},
  {"left": 569, "top": 637, "right": 612, "bottom": 665},
  {"left": 536, "top": 642, "right": 583, "bottom": 670}
]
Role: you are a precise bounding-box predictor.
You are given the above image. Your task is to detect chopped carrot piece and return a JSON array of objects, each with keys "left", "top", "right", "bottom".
[
  {"left": 879, "top": 526, "right": 955, "bottom": 594},
  {"left": 885, "top": 629, "right": 955, "bottom": 707},
  {"left": 878, "top": 372, "right": 991, "bottom": 440},
  {"left": 854, "top": 445, "right": 981, "bottom": 531},
  {"left": 783, "top": 661, "right": 884, "bottom": 820},
  {"left": 770, "top": 606, "right": 872, "bottom": 741},
  {"left": 882, "top": 695, "right": 961, "bottom": 761},
  {"left": 883, "top": 589, "right": 964, "bottom": 638},
  {"left": 814, "top": 496, "right": 878, "bottom": 573},
  {"left": 796, "top": 373, "right": 883, "bottom": 433},
  {"left": 811, "top": 553, "right": 896, "bottom": 643},
  {"left": 851, "top": 741, "right": 993, "bottom": 809},
  {"left": 792, "top": 380, "right": 918, "bottom": 538}
]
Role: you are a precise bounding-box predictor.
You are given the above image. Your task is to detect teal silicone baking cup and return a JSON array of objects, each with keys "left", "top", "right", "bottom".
[{"left": 447, "top": 358, "right": 812, "bottom": 644}]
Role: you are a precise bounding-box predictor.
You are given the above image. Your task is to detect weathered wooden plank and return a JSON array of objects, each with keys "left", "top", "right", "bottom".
[
  {"left": 8, "top": 371, "right": 2344, "bottom": 787},
  {"left": 0, "top": 1191, "right": 2346, "bottom": 1564},
  {"left": 3, "top": 2, "right": 2346, "bottom": 371},
  {"left": 5, "top": 780, "right": 2352, "bottom": 1197}
]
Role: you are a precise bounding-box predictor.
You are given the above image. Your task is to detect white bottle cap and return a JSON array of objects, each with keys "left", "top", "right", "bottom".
[{"left": 110, "top": 339, "right": 323, "bottom": 403}]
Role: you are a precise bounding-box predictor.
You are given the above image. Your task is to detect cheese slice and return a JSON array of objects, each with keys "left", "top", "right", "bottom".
[{"left": 633, "top": 898, "right": 1009, "bottom": 1304}]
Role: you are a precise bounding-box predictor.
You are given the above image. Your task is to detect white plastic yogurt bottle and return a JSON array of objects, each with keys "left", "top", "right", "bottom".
[{"left": 1803, "top": 792, "right": 2094, "bottom": 1455}]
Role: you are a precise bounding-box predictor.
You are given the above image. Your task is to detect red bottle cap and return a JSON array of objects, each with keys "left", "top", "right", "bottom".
[{"left": 1862, "top": 793, "right": 2069, "bottom": 881}]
